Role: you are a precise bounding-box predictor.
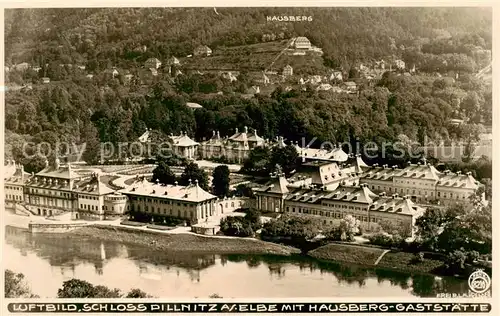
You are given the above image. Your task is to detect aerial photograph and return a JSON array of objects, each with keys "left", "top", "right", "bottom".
[{"left": 3, "top": 7, "right": 492, "bottom": 299}]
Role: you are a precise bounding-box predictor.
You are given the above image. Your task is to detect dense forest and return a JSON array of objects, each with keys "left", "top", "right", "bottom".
[{"left": 4, "top": 8, "right": 492, "bottom": 169}]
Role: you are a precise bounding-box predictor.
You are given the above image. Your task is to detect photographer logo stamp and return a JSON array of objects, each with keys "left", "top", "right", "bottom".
[{"left": 468, "top": 270, "right": 491, "bottom": 294}]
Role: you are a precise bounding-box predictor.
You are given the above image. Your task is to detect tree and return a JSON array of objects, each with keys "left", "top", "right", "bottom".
[
  {"left": 179, "top": 161, "right": 209, "bottom": 190},
  {"left": 5, "top": 270, "right": 38, "bottom": 298},
  {"left": 241, "top": 146, "right": 272, "bottom": 176},
  {"left": 338, "top": 215, "right": 360, "bottom": 241},
  {"left": 269, "top": 145, "right": 299, "bottom": 177},
  {"left": 57, "top": 279, "right": 99, "bottom": 298},
  {"left": 23, "top": 154, "right": 48, "bottom": 174},
  {"left": 82, "top": 124, "right": 101, "bottom": 165},
  {"left": 152, "top": 161, "right": 176, "bottom": 185},
  {"left": 212, "top": 165, "right": 230, "bottom": 197},
  {"left": 233, "top": 183, "right": 255, "bottom": 198},
  {"left": 126, "top": 288, "right": 153, "bottom": 298}
]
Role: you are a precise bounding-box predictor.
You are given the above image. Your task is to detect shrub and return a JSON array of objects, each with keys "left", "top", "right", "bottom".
[{"left": 412, "top": 252, "right": 425, "bottom": 264}]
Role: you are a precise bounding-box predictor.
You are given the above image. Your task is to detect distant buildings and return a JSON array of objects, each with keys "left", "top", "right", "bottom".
[
  {"left": 194, "top": 45, "right": 212, "bottom": 57},
  {"left": 41, "top": 77, "right": 51, "bottom": 84},
  {"left": 293, "top": 37, "right": 312, "bottom": 50}
]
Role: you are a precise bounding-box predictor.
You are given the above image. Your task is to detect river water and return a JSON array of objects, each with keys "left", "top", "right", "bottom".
[{"left": 4, "top": 226, "right": 469, "bottom": 298}]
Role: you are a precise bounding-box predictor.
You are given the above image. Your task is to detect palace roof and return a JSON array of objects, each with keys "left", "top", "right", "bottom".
[{"left": 124, "top": 179, "right": 216, "bottom": 203}]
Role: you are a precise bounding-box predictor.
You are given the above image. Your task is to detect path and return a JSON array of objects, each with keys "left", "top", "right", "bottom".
[{"left": 374, "top": 249, "right": 391, "bottom": 266}]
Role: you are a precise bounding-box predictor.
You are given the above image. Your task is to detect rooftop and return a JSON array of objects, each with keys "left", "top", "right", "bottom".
[{"left": 124, "top": 179, "right": 216, "bottom": 203}]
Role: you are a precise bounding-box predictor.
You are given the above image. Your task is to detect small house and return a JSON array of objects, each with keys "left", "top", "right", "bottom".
[
  {"left": 343, "top": 81, "right": 357, "bottom": 92},
  {"left": 316, "top": 84, "right": 333, "bottom": 91},
  {"left": 104, "top": 68, "right": 119, "bottom": 78},
  {"left": 86, "top": 74, "right": 94, "bottom": 80},
  {"left": 283, "top": 65, "right": 293, "bottom": 77},
  {"left": 247, "top": 86, "right": 260, "bottom": 95},
  {"left": 307, "top": 75, "right": 322, "bottom": 85},
  {"left": 329, "top": 71, "right": 343, "bottom": 81},
  {"left": 194, "top": 45, "right": 212, "bottom": 57},
  {"left": 41, "top": 77, "right": 50, "bottom": 84},
  {"left": 13, "top": 62, "right": 30, "bottom": 72},
  {"left": 145, "top": 58, "right": 162, "bottom": 69},
  {"left": 166, "top": 56, "right": 181, "bottom": 66},
  {"left": 186, "top": 102, "right": 203, "bottom": 109},
  {"left": 395, "top": 59, "right": 406, "bottom": 70}
]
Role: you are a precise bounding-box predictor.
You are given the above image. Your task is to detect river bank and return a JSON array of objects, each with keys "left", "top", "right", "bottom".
[
  {"left": 308, "top": 243, "right": 445, "bottom": 275},
  {"left": 65, "top": 225, "right": 301, "bottom": 256}
]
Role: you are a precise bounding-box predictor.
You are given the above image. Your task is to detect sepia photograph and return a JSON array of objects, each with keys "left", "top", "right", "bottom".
[{"left": 1, "top": 5, "right": 494, "bottom": 313}]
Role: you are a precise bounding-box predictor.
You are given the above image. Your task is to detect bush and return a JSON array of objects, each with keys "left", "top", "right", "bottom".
[
  {"left": 368, "top": 233, "right": 408, "bottom": 249},
  {"left": 412, "top": 252, "right": 425, "bottom": 264},
  {"left": 5, "top": 270, "right": 38, "bottom": 298},
  {"left": 220, "top": 216, "right": 255, "bottom": 237},
  {"left": 444, "top": 249, "right": 467, "bottom": 274}
]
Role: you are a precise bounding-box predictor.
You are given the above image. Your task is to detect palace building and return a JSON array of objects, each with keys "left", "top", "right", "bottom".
[
  {"left": 122, "top": 178, "right": 218, "bottom": 225},
  {"left": 359, "top": 162, "right": 482, "bottom": 205},
  {"left": 4, "top": 158, "right": 128, "bottom": 220},
  {"left": 199, "top": 126, "right": 265, "bottom": 163},
  {"left": 254, "top": 173, "right": 424, "bottom": 237}
]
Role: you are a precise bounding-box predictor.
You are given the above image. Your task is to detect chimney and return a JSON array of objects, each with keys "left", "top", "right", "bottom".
[
  {"left": 235, "top": 127, "right": 239, "bottom": 134},
  {"left": 244, "top": 126, "right": 248, "bottom": 134}
]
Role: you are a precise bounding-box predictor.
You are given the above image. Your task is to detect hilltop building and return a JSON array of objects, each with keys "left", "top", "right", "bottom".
[{"left": 293, "top": 37, "right": 312, "bottom": 50}]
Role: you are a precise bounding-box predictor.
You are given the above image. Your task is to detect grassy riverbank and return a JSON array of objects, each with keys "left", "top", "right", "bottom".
[
  {"left": 308, "top": 243, "right": 385, "bottom": 266},
  {"left": 308, "top": 243, "right": 444, "bottom": 275},
  {"left": 67, "top": 225, "right": 301, "bottom": 256}
]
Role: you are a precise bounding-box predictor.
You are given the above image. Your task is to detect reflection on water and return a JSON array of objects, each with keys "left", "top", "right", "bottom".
[{"left": 4, "top": 226, "right": 468, "bottom": 298}]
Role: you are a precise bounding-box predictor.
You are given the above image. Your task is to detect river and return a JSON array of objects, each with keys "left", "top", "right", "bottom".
[{"left": 4, "top": 226, "right": 469, "bottom": 298}]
